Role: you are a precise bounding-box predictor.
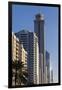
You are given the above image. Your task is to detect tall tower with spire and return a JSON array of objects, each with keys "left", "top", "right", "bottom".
[{"left": 34, "top": 14, "right": 46, "bottom": 84}]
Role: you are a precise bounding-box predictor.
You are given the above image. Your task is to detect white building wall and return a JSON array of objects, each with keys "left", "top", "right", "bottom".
[{"left": 36, "top": 41, "right": 40, "bottom": 84}]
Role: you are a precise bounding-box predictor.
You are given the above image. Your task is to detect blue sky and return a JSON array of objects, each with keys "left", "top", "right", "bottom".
[{"left": 12, "top": 4, "right": 58, "bottom": 83}]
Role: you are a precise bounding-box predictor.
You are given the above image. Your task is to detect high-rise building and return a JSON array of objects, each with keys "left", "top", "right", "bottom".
[
  {"left": 12, "top": 32, "right": 20, "bottom": 86},
  {"left": 12, "top": 32, "right": 20, "bottom": 61},
  {"left": 34, "top": 14, "right": 46, "bottom": 83},
  {"left": 12, "top": 32, "right": 28, "bottom": 86},
  {"left": 28, "top": 32, "right": 39, "bottom": 84},
  {"left": 15, "top": 30, "right": 29, "bottom": 77},
  {"left": 46, "top": 51, "right": 50, "bottom": 83},
  {"left": 15, "top": 30, "right": 40, "bottom": 84}
]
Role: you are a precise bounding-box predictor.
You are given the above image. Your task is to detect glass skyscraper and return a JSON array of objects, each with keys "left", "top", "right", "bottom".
[{"left": 34, "top": 14, "right": 46, "bottom": 84}]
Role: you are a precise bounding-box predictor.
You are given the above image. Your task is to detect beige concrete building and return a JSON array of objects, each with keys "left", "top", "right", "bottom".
[
  {"left": 12, "top": 32, "right": 27, "bottom": 66},
  {"left": 21, "top": 44, "right": 27, "bottom": 70},
  {"left": 12, "top": 32, "right": 20, "bottom": 61},
  {"left": 12, "top": 32, "right": 28, "bottom": 86},
  {"left": 12, "top": 32, "right": 20, "bottom": 86}
]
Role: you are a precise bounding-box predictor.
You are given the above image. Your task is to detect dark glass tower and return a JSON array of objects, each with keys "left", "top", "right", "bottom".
[{"left": 34, "top": 14, "right": 46, "bottom": 84}]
